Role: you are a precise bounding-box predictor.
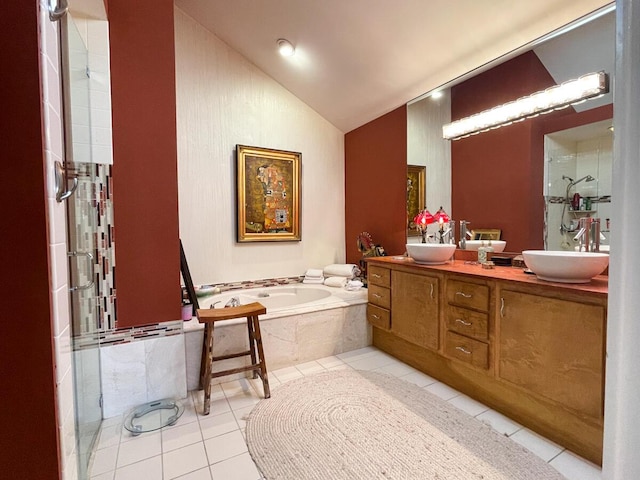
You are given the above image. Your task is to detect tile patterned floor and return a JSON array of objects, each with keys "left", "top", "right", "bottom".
[{"left": 89, "top": 346, "right": 602, "bottom": 480}]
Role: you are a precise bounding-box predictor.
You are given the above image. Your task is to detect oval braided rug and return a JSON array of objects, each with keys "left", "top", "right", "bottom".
[{"left": 246, "top": 369, "right": 567, "bottom": 480}]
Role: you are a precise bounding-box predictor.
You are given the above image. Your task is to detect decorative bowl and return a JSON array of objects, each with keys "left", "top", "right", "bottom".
[
  {"left": 522, "top": 250, "right": 609, "bottom": 283},
  {"left": 406, "top": 243, "right": 456, "bottom": 265}
]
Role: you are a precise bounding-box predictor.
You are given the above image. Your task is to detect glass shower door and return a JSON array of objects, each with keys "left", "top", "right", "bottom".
[{"left": 61, "top": 15, "right": 103, "bottom": 479}]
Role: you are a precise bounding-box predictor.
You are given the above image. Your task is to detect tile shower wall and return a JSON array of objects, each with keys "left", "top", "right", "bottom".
[{"left": 38, "top": 1, "right": 77, "bottom": 479}]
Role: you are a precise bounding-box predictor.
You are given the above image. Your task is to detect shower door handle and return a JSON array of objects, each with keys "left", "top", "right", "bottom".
[
  {"left": 55, "top": 161, "right": 78, "bottom": 202},
  {"left": 68, "top": 251, "right": 95, "bottom": 292}
]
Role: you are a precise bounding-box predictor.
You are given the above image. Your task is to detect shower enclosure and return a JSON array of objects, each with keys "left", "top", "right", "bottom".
[{"left": 59, "top": 11, "right": 115, "bottom": 479}]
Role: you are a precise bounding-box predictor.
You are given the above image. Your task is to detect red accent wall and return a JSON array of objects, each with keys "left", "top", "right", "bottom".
[
  {"left": 109, "top": 0, "right": 181, "bottom": 327},
  {"left": 0, "top": 2, "right": 60, "bottom": 478},
  {"left": 450, "top": 51, "right": 612, "bottom": 253},
  {"left": 345, "top": 107, "right": 407, "bottom": 263}
]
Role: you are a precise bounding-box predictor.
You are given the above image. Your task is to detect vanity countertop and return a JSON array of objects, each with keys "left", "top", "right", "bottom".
[{"left": 366, "top": 256, "right": 608, "bottom": 297}]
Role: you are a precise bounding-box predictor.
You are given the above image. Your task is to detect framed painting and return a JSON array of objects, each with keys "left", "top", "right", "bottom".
[
  {"left": 236, "top": 145, "right": 301, "bottom": 242},
  {"left": 406, "top": 165, "right": 426, "bottom": 237}
]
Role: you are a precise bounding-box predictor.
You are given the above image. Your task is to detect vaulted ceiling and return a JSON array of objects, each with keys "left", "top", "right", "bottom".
[{"left": 174, "top": 0, "right": 613, "bottom": 132}]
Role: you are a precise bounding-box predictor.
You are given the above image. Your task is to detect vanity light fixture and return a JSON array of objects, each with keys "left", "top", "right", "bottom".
[
  {"left": 277, "top": 38, "right": 296, "bottom": 57},
  {"left": 442, "top": 71, "right": 609, "bottom": 140}
]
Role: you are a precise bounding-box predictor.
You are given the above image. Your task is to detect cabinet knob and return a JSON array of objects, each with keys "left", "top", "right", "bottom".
[
  {"left": 456, "top": 291, "right": 472, "bottom": 299},
  {"left": 455, "top": 318, "right": 472, "bottom": 326},
  {"left": 455, "top": 346, "right": 472, "bottom": 355}
]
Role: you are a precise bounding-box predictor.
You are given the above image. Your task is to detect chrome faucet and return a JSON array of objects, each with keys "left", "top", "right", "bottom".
[
  {"left": 573, "top": 217, "right": 601, "bottom": 252},
  {"left": 459, "top": 221, "right": 471, "bottom": 249}
]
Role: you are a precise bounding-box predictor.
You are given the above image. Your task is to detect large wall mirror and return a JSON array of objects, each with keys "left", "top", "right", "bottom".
[{"left": 407, "top": 5, "right": 614, "bottom": 254}]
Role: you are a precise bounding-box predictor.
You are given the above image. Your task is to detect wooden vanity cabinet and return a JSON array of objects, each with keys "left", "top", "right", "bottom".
[
  {"left": 367, "top": 265, "right": 391, "bottom": 330},
  {"left": 391, "top": 270, "right": 439, "bottom": 350},
  {"left": 367, "top": 257, "right": 607, "bottom": 464},
  {"left": 443, "top": 277, "right": 492, "bottom": 370},
  {"left": 498, "top": 288, "right": 606, "bottom": 420}
]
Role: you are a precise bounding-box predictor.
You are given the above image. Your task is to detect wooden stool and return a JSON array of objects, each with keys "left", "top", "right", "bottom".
[{"left": 196, "top": 302, "right": 270, "bottom": 415}]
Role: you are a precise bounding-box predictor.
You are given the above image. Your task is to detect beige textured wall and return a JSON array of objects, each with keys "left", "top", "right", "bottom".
[{"left": 174, "top": 7, "right": 346, "bottom": 285}]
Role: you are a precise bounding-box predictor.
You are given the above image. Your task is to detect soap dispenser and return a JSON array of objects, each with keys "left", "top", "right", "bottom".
[
  {"left": 485, "top": 239, "right": 494, "bottom": 262},
  {"left": 477, "top": 241, "right": 487, "bottom": 264}
]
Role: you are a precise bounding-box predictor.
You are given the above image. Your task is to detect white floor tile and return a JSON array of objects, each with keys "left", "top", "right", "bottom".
[
  {"left": 209, "top": 452, "right": 261, "bottom": 480},
  {"left": 114, "top": 456, "right": 162, "bottom": 480},
  {"left": 374, "top": 361, "right": 416, "bottom": 377},
  {"left": 295, "top": 360, "right": 326, "bottom": 375},
  {"left": 336, "top": 346, "right": 378, "bottom": 362},
  {"left": 204, "top": 430, "right": 248, "bottom": 464},
  {"left": 316, "top": 355, "right": 345, "bottom": 368},
  {"left": 232, "top": 404, "right": 256, "bottom": 430},
  {"left": 90, "top": 471, "right": 114, "bottom": 480},
  {"left": 96, "top": 423, "right": 121, "bottom": 450},
  {"left": 476, "top": 409, "right": 523, "bottom": 436},
  {"left": 221, "top": 378, "right": 255, "bottom": 398},
  {"left": 510, "top": 428, "right": 565, "bottom": 462},
  {"left": 88, "top": 346, "right": 600, "bottom": 480},
  {"left": 448, "top": 394, "right": 490, "bottom": 417},
  {"left": 348, "top": 352, "right": 396, "bottom": 371},
  {"left": 174, "top": 466, "right": 212, "bottom": 479},
  {"left": 163, "top": 442, "right": 209, "bottom": 479},
  {"left": 162, "top": 421, "right": 203, "bottom": 453},
  {"left": 91, "top": 445, "right": 118, "bottom": 477},
  {"left": 226, "top": 391, "right": 261, "bottom": 411},
  {"left": 549, "top": 450, "right": 602, "bottom": 480},
  {"left": 272, "top": 366, "right": 304, "bottom": 383},
  {"left": 116, "top": 432, "right": 161, "bottom": 468},
  {"left": 424, "top": 381, "right": 461, "bottom": 401},
  {"left": 199, "top": 411, "right": 239, "bottom": 440},
  {"left": 400, "top": 370, "right": 437, "bottom": 387}
]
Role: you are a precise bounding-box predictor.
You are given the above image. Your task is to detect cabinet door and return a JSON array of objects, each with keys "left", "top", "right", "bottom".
[
  {"left": 498, "top": 290, "right": 605, "bottom": 419},
  {"left": 391, "top": 271, "right": 439, "bottom": 350}
]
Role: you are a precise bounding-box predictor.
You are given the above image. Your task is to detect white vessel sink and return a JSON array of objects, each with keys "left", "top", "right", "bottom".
[
  {"left": 460, "top": 240, "right": 506, "bottom": 252},
  {"left": 407, "top": 243, "right": 456, "bottom": 265},
  {"left": 522, "top": 250, "right": 609, "bottom": 283}
]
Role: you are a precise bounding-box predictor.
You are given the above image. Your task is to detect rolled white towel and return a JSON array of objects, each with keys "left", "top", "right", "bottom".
[
  {"left": 323, "top": 263, "right": 360, "bottom": 279},
  {"left": 345, "top": 279, "right": 364, "bottom": 291},
  {"left": 324, "top": 276, "right": 347, "bottom": 288},
  {"left": 304, "top": 268, "right": 324, "bottom": 279},
  {"left": 302, "top": 277, "right": 325, "bottom": 284}
]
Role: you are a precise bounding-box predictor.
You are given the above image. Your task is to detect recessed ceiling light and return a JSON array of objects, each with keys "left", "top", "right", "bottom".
[
  {"left": 431, "top": 90, "right": 443, "bottom": 100},
  {"left": 277, "top": 38, "right": 295, "bottom": 57}
]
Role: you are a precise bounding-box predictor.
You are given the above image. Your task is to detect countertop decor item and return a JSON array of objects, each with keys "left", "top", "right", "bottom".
[{"left": 246, "top": 370, "right": 566, "bottom": 480}]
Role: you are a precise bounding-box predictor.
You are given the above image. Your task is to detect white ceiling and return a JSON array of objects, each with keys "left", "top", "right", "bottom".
[{"left": 175, "top": 0, "right": 613, "bottom": 132}]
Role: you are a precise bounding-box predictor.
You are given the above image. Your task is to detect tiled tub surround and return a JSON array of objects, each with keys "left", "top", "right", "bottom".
[
  {"left": 98, "top": 281, "right": 368, "bottom": 417},
  {"left": 184, "top": 284, "right": 369, "bottom": 391}
]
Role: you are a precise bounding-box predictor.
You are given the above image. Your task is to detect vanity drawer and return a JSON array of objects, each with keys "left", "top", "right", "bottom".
[
  {"left": 445, "top": 306, "right": 489, "bottom": 341},
  {"left": 368, "top": 265, "right": 391, "bottom": 288},
  {"left": 367, "top": 304, "right": 390, "bottom": 330},
  {"left": 444, "top": 331, "right": 489, "bottom": 370},
  {"left": 368, "top": 284, "right": 390, "bottom": 309},
  {"left": 446, "top": 279, "right": 489, "bottom": 312}
]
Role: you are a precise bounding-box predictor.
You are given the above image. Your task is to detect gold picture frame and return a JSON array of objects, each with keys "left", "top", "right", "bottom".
[
  {"left": 236, "top": 145, "right": 301, "bottom": 242},
  {"left": 406, "top": 165, "right": 426, "bottom": 237},
  {"left": 472, "top": 229, "right": 502, "bottom": 240}
]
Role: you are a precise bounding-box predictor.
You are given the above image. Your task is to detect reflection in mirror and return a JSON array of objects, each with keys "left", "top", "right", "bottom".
[
  {"left": 407, "top": 6, "right": 614, "bottom": 252},
  {"left": 544, "top": 120, "right": 612, "bottom": 251}
]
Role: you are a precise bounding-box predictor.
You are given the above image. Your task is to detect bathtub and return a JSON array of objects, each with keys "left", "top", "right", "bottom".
[
  {"left": 183, "top": 284, "right": 369, "bottom": 389},
  {"left": 196, "top": 284, "right": 355, "bottom": 316}
]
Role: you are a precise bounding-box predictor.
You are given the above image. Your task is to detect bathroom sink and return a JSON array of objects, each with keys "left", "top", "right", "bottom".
[
  {"left": 522, "top": 250, "right": 609, "bottom": 283},
  {"left": 406, "top": 243, "right": 456, "bottom": 265},
  {"left": 460, "top": 240, "right": 506, "bottom": 252}
]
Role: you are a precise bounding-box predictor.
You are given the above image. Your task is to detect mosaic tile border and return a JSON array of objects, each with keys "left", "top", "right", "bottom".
[
  {"left": 76, "top": 276, "right": 305, "bottom": 349},
  {"left": 546, "top": 195, "right": 611, "bottom": 204}
]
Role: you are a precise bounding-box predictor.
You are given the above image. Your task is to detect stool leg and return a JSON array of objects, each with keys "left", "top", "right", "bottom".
[
  {"left": 202, "top": 323, "right": 214, "bottom": 415},
  {"left": 198, "top": 324, "right": 209, "bottom": 390},
  {"left": 246, "top": 316, "right": 258, "bottom": 379},
  {"left": 252, "top": 316, "right": 270, "bottom": 399}
]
